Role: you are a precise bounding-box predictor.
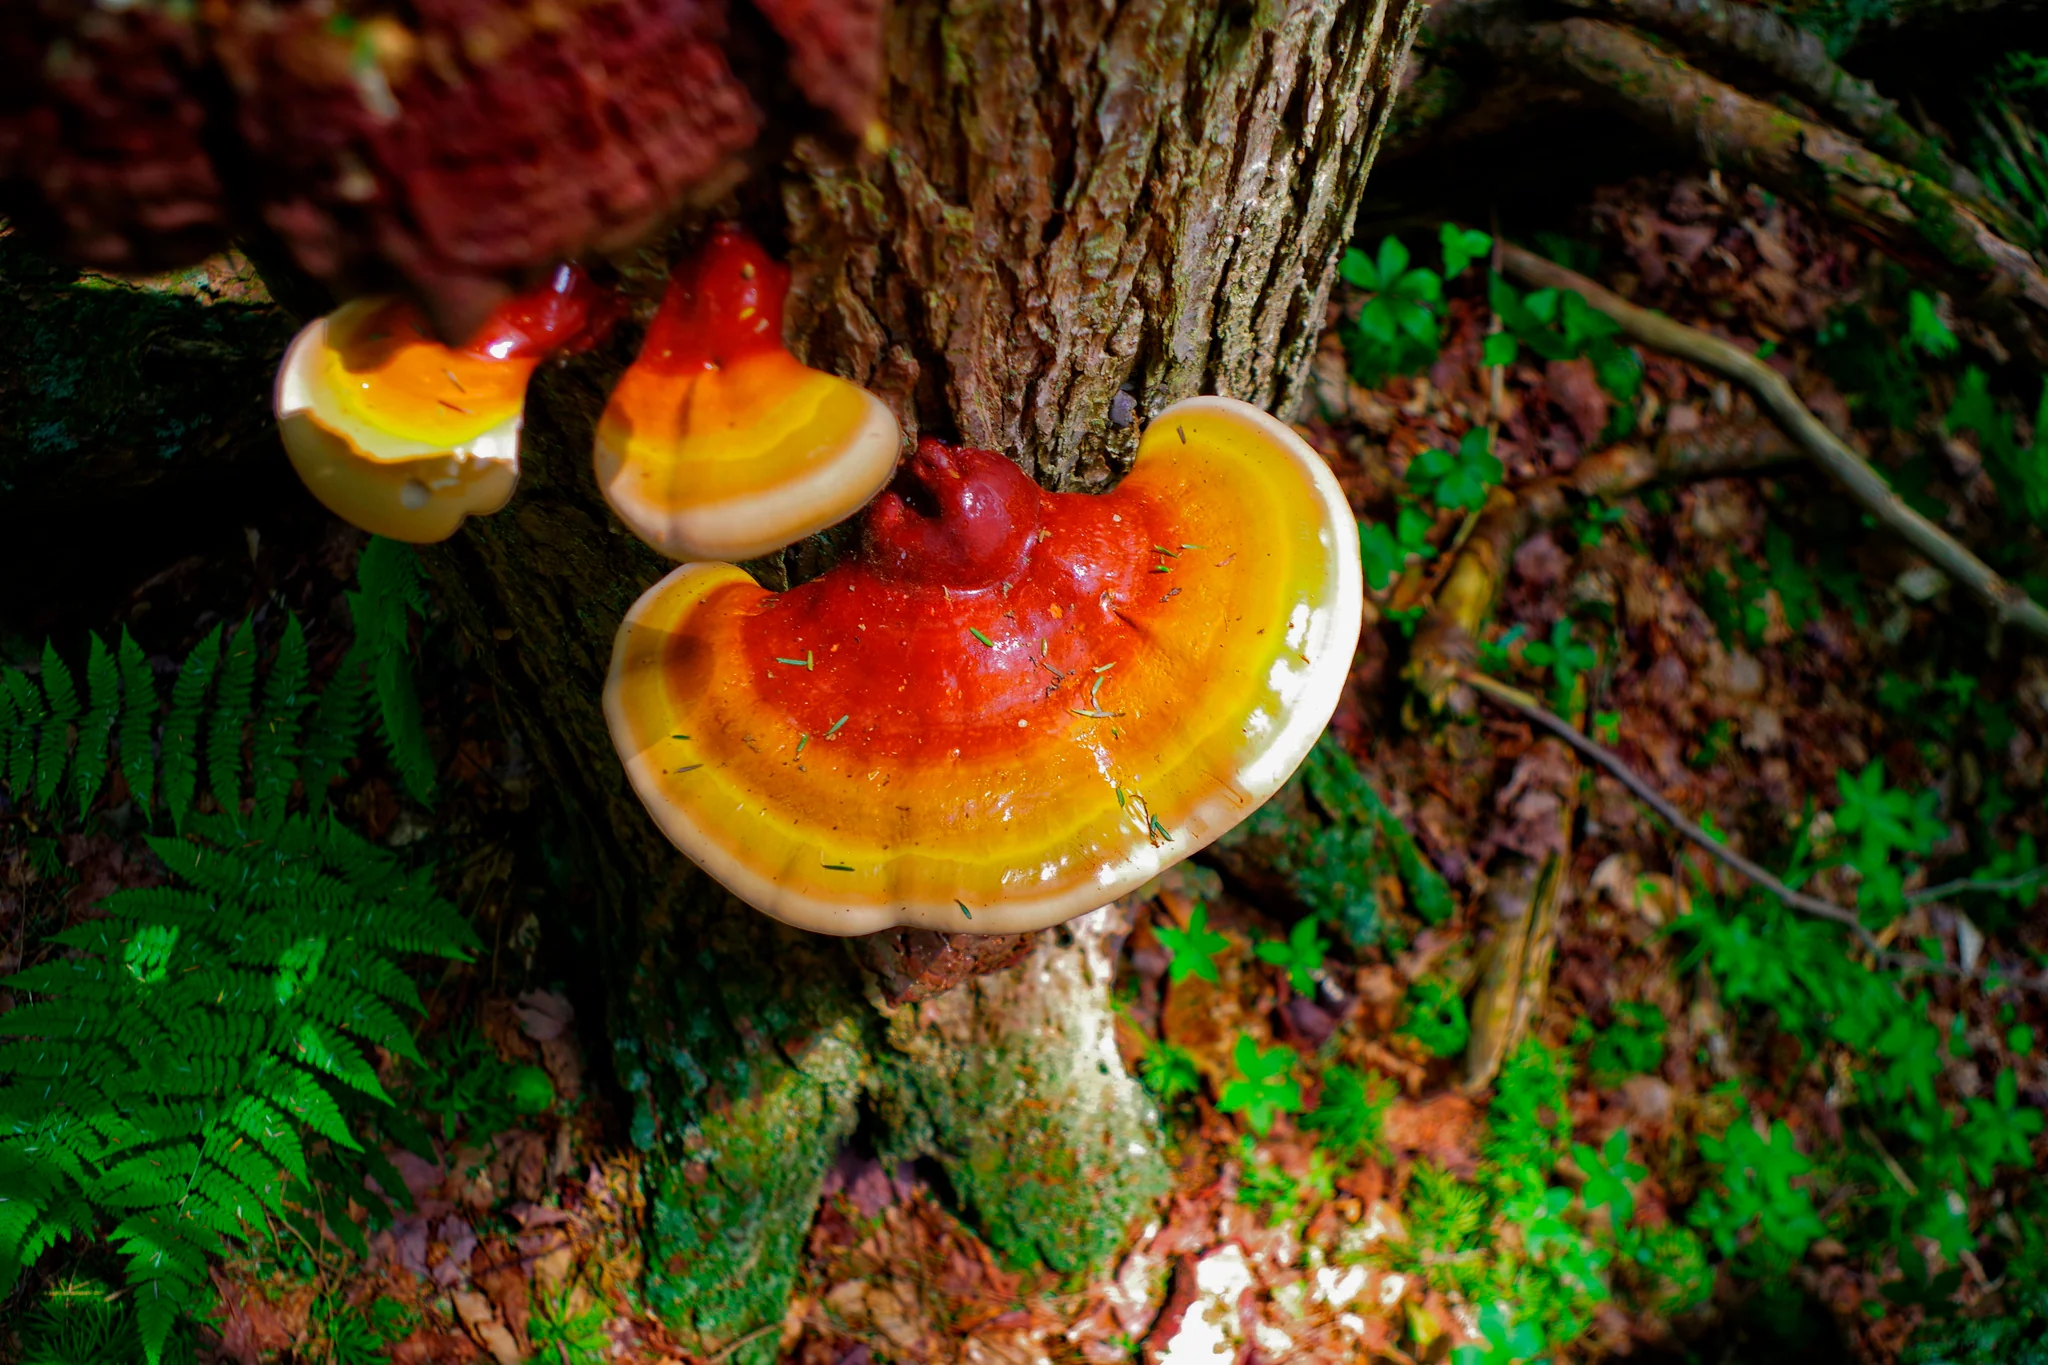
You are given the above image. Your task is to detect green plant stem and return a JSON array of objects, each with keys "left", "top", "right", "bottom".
[
  {"left": 1498, "top": 240, "right": 2048, "bottom": 642},
  {"left": 1456, "top": 667, "right": 2048, "bottom": 993}
]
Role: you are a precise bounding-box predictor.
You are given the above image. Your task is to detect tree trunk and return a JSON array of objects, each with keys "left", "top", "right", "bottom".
[{"left": 422, "top": 2, "right": 1421, "bottom": 1356}]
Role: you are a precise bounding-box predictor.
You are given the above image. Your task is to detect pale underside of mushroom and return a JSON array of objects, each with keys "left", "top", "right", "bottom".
[{"left": 274, "top": 301, "right": 525, "bottom": 544}]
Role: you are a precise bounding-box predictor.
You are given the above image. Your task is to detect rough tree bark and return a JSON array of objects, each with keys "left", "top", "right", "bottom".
[
  {"left": 0, "top": 2, "right": 1416, "bottom": 1358},
  {"left": 414, "top": 3, "right": 1422, "bottom": 1355}
]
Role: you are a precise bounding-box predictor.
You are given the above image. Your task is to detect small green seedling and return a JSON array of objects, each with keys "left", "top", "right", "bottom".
[
  {"left": 1586, "top": 1002, "right": 1666, "bottom": 1086},
  {"left": 1451, "top": 1303, "right": 1546, "bottom": 1365},
  {"left": 1573, "top": 1129, "right": 1647, "bottom": 1229},
  {"left": 1400, "top": 978, "right": 1471, "bottom": 1058},
  {"left": 1303, "top": 1064, "right": 1397, "bottom": 1159},
  {"left": 1691, "top": 1118, "right": 1825, "bottom": 1270},
  {"left": 1360, "top": 504, "right": 1439, "bottom": 592},
  {"left": 1139, "top": 1039, "right": 1202, "bottom": 1105},
  {"left": 1219, "top": 1034, "right": 1304, "bottom": 1135},
  {"left": 1905, "top": 290, "right": 1959, "bottom": 358},
  {"left": 1341, "top": 235, "right": 1443, "bottom": 351},
  {"left": 1441, "top": 223, "right": 1495, "bottom": 280},
  {"left": 1156, "top": 901, "right": 1230, "bottom": 984},
  {"left": 1408, "top": 428, "right": 1505, "bottom": 513},
  {"left": 1521, "top": 618, "right": 1598, "bottom": 707},
  {"left": 1254, "top": 916, "right": 1328, "bottom": 994}
]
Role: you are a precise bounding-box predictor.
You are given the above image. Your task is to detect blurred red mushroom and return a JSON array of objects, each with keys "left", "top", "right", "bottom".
[{"left": 0, "top": 0, "right": 885, "bottom": 336}]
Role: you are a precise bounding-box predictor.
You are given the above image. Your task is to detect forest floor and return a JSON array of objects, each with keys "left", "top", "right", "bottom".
[{"left": 4, "top": 167, "right": 2045, "bottom": 1365}]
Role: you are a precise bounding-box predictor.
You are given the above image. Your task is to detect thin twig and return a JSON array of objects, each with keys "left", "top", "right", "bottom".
[
  {"left": 1457, "top": 667, "right": 1881, "bottom": 950},
  {"left": 1907, "top": 865, "right": 2048, "bottom": 905},
  {"left": 708, "top": 1323, "right": 780, "bottom": 1363},
  {"left": 1455, "top": 666, "right": 2048, "bottom": 992},
  {"left": 1497, "top": 241, "right": 2048, "bottom": 642}
]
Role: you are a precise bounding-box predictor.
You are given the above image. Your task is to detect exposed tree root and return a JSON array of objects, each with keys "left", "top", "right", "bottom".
[
  {"left": 1498, "top": 239, "right": 2048, "bottom": 641},
  {"left": 1461, "top": 835, "right": 1573, "bottom": 1092},
  {"left": 1557, "top": 0, "right": 2005, "bottom": 216},
  {"left": 1448, "top": 12, "right": 2048, "bottom": 347}
]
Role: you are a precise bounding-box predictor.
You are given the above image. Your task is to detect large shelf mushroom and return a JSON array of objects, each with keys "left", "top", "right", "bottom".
[
  {"left": 605, "top": 396, "right": 1363, "bottom": 935},
  {"left": 274, "top": 265, "right": 614, "bottom": 543},
  {"left": 593, "top": 224, "right": 901, "bottom": 561}
]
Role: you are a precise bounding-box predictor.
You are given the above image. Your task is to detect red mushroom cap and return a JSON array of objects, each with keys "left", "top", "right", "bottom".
[
  {"left": 594, "top": 225, "right": 900, "bottom": 561},
  {"left": 605, "top": 396, "right": 1363, "bottom": 934}
]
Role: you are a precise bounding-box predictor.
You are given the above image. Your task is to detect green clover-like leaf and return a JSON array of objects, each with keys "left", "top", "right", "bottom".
[{"left": 1156, "top": 902, "right": 1230, "bottom": 984}]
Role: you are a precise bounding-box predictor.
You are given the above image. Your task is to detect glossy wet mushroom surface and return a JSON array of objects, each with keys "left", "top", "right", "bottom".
[
  {"left": 593, "top": 224, "right": 900, "bottom": 562},
  {"left": 606, "top": 396, "right": 1362, "bottom": 935}
]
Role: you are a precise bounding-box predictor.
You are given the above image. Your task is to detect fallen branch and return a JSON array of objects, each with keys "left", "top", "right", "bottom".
[
  {"left": 1556, "top": 0, "right": 2007, "bottom": 221},
  {"left": 1456, "top": 665, "right": 2048, "bottom": 993},
  {"left": 1498, "top": 239, "right": 2048, "bottom": 642},
  {"left": 1485, "top": 18, "right": 2048, "bottom": 325}
]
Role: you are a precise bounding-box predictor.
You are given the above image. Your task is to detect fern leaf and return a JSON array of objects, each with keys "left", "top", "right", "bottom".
[
  {"left": 334, "top": 951, "right": 427, "bottom": 1016},
  {"left": 33, "top": 641, "right": 80, "bottom": 809},
  {"left": 116, "top": 1219, "right": 208, "bottom": 1365},
  {"left": 73, "top": 633, "right": 121, "bottom": 818},
  {"left": 374, "top": 650, "right": 436, "bottom": 806},
  {"left": 207, "top": 615, "right": 257, "bottom": 818},
  {"left": 95, "top": 1148, "right": 195, "bottom": 1210},
  {"left": 0, "top": 669, "right": 27, "bottom": 800},
  {"left": 3, "top": 669, "right": 45, "bottom": 799},
  {"left": 160, "top": 625, "right": 221, "bottom": 830},
  {"left": 353, "top": 537, "right": 430, "bottom": 640},
  {"left": 299, "top": 977, "right": 420, "bottom": 1063},
  {"left": 251, "top": 1062, "right": 360, "bottom": 1151},
  {"left": 251, "top": 615, "right": 309, "bottom": 831},
  {"left": 289, "top": 1021, "right": 387, "bottom": 1100},
  {"left": 204, "top": 1138, "right": 287, "bottom": 1214},
  {"left": 119, "top": 629, "right": 159, "bottom": 818},
  {"left": 348, "top": 537, "right": 438, "bottom": 806},
  {"left": 226, "top": 1095, "right": 307, "bottom": 1182},
  {"left": 298, "top": 646, "right": 369, "bottom": 813}
]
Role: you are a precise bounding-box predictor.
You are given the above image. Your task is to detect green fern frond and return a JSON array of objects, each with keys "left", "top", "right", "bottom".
[
  {"left": 34, "top": 641, "right": 80, "bottom": 810},
  {"left": 206, "top": 617, "right": 257, "bottom": 818},
  {"left": 251, "top": 616, "right": 309, "bottom": 831},
  {"left": 4, "top": 668, "right": 45, "bottom": 797},
  {"left": 298, "top": 651, "right": 370, "bottom": 812},
  {"left": 159, "top": 625, "right": 221, "bottom": 830},
  {"left": 2, "top": 811, "right": 468, "bottom": 1360},
  {"left": 73, "top": 634, "right": 120, "bottom": 818},
  {"left": 2, "top": 550, "right": 456, "bottom": 1363},
  {"left": 117, "top": 630, "right": 159, "bottom": 818},
  {"left": 348, "top": 537, "right": 437, "bottom": 806}
]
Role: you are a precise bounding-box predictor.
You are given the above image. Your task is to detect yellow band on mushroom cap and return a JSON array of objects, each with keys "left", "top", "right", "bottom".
[{"left": 594, "top": 352, "right": 899, "bottom": 562}]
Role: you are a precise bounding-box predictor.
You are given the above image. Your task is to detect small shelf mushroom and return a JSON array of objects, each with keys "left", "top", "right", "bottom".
[
  {"left": 593, "top": 224, "right": 901, "bottom": 561},
  {"left": 275, "top": 264, "right": 614, "bottom": 543},
  {"left": 605, "top": 396, "right": 1363, "bottom": 936}
]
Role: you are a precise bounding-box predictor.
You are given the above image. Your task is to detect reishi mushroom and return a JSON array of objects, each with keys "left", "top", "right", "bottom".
[
  {"left": 593, "top": 224, "right": 900, "bottom": 562},
  {"left": 604, "top": 395, "right": 1363, "bottom": 935},
  {"left": 274, "top": 264, "right": 614, "bottom": 543}
]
